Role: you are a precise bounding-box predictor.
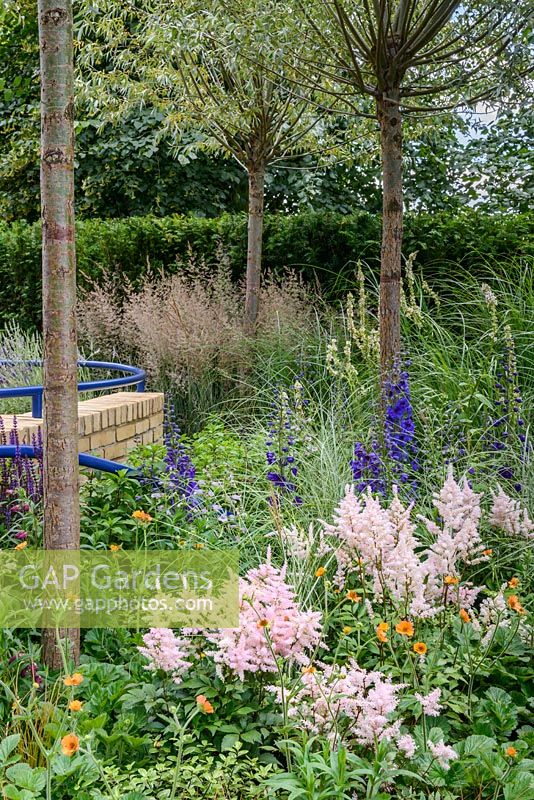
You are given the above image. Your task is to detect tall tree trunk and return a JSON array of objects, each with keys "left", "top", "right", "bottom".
[
  {"left": 39, "top": 0, "right": 80, "bottom": 669},
  {"left": 377, "top": 88, "right": 403, "bottom": 384},
  {"left": 244, "top": 165, "right": 266, "bottom": 334}
]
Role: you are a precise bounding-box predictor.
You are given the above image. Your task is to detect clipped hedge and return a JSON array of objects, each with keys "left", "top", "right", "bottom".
[{"left": 1, "top": 209, "right": 532, "bottom": 328}]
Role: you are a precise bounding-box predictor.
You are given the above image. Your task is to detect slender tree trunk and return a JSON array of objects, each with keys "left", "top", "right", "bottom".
[
  {"left": 377, "top": 88, "right": 403, "bottom": 384},
  {"left": 39, "top": 0, "right": 80, "bottom": 669},
  {"left": 244, "top": 165, "right": 266, "bottom": 334}
]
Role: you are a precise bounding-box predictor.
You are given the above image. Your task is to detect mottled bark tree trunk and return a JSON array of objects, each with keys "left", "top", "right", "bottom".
[
  {"left": 244, "top": 166, "right": 266, "bottom": 334},
  {"left": 377, "top": 88, "right": 403, "bottom": 384},
  {"left": 39, "top": 0, "right": 80, "bottom": 668}
]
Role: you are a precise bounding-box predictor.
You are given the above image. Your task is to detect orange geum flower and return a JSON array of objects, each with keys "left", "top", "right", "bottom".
[
  {"left": 505, "top": 746, "right": 517, "bottom": 758},
  {"left": 395, "top": 620, "right": 414, "bottom": 637},
  {"left": 346, "top": 590, "right": 361, "bottom": 602},
  {"left": 302, "top": 665, "right": 316, "bottom": 674},
  {"left": 413, "top": 642, "right": 427, "bottom": 655},
  {"left": 196, "top": 694, "right": 214, "bottom": 713},
  {"left": 508, "top": 577, "right": 520, "bottom": 588},
  {"left": 315, "top": 567, "right": 326, "bottom": 578},
  {"left": 483, "top": 549, "right": 493, "bottom": 556},
  {"left": 14, "top": 541, "right": 28, "bottom": 550},
  {"left": 68, "top": 700, "right": 83, "bottom": 712},
  {"left": 342, "top": 626, "right": 353, "bottom": 635},
  {"left": 109, "top": 543, "right": 121, "bottom": 552},
  {"left": 444, "top": 575, "right": 459, "bottom": 585},
  {"left": 63, "top": 673, "right": 84, "bottom": 687},
  {"left": 132, "top": 510, "right": 153, "bottom": 523},
  {"left": 257, "top": 618, "right": 270, "bottom": 629},
  {"left": 376, "top": 622, "right": 389, "bottom": 643},
  {"left": 459, "top": 609, "right": 471, "bottom": 623},
  {"left": 507, "top": 595, "right": 526, "bottom": 614},
  {"left": 61, "top": 734, "right": 80, "bottom": 757}
]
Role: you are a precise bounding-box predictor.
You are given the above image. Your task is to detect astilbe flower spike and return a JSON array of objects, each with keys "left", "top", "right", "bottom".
[
  {"left": 138, "top": 628, "right": 193, "bottom": 684},
  {"left": 206, "top": 558, "right": 322, "bottom": 680},
  {"left": 419, "top": 465, "right": 485, "bottom": 598},
  {"left": 326, "top": 485, "right": 431, "bottom": 616},
  {"left": 489, "top": 486, "right": 533, "bottom": 538},
  {"left": 270, "top": 659, "right": 405, "bottom": 748}
]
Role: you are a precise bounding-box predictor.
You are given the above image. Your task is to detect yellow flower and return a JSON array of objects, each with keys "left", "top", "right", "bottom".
[
  {"left": 61, "top": 734, "right": 80, "bottom": 757},
  {"left": 315, "top": 567, "right": 326, "bottom": 578},
  {"left": 413, "top": 642, "right": 427, "bottom": 655},
  {"left": 63, "top": 673, "right": 84, "bottom": 687},
  {"left": 459, "top": 608, "right": 471, "bottom": 623},
  {"left": 194, "top": 543, "right": 204, "bottom": 550},
  {"left": 505, "top": 746, "right": 517, "bottom": 758},
  {"left": 444, "top": 575, "right": 459, "bottom": 585},
  {"left": 342, "top": 626, "right": 353, "bottom": 635},
  {"left": 109, "top": 543, "right": 121, "bottom": 552},
  {"left": 395, "top": 620, "right": 414, "bottom": 637},
  {"left": 68, "top": 700, "right": 83, "bottom": 712},
  {"left": 14, "top": 541, "right": 28, "bottom": 550},
  {"left": 132, "top": 510, "right": 153, "bottom": 523},
  {"left": 346, "top": 590, "right": 361, "bottom": 602},
  {"left": 508, "top": 577, "right": 520, "bottom": 588}
]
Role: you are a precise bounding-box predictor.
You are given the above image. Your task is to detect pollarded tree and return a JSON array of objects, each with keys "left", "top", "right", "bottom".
[
  {"left": 78, "top": 0, "right": 322, "bottom": 332},
  {"left": 297, "top": 0, "right": 531, "bottom": 380},
  {"left": 39, "top": 0, "right": 80, "bottom": 668}
]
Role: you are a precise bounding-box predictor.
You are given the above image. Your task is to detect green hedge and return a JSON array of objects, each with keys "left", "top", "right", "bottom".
[{"left": 1, "top": 209, "right": 532, "bottom": 328}]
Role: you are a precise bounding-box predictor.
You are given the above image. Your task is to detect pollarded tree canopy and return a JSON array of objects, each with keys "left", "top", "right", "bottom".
[
  {"left": 297, "top": 0, "right": 532, "bottom": 112},
  {"left": 78, "top": 0, "right": 323, "bottom": 172}
]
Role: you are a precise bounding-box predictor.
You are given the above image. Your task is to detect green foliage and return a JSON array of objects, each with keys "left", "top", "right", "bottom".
[
  {"left": 98, "top": 744, "right": 276, "bottom": 799},
  {"left": 0, "top": 209, "right": 532, "bottom": 328}
]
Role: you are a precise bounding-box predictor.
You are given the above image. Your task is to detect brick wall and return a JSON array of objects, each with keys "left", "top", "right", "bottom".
[{"left": 0, "top": 391, "right": 164, "bottom": 464}]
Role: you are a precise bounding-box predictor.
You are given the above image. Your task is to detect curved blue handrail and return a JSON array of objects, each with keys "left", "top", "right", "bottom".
[
  {"left": 0, "top": 445, "right": 138, "bottom": 476},
  {"left": 0, "top": 360, "right": 146, "bottom": 418},
  {"left": 0, "top": 359, "right": 146, "bottom": 474}
]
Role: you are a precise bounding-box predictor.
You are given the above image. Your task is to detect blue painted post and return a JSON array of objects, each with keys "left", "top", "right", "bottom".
[{"left": 32, "top": 392, "right": 43, "bottom": 418}]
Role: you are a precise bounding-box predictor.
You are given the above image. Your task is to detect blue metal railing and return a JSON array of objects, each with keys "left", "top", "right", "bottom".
[
  {"left": 0, "top": 445, "right": 137, "bottom": 475},
  {"left": 0, "top": 360, "right": 146, "bottom": 418},
  {"left": 0, "top": 360, "right": 146, "bottom": 475}
]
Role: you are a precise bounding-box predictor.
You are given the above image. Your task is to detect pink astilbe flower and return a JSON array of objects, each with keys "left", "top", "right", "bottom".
[
  {"left": 457, "top": 582, "right": 482, "bottom": 610},
  {"left": 397, "top": 733, "right": 417, "bottom": 759},
  {"left": 138, "top": 628, "right": 193, "bottom": 684},
  {"left": 326, "top": 485, "right": 396, "bottom": 590},
  {"left": 207, "top": 561, "right": 322, "bottom": 680},
  {"left": 327, "top": 486, "right": 432, "bottom": 616},
  {"left": 275, "top": 523, "right": 331, "bottom": 561},
  {"left": 415, "top": 688, "right": 442, "bottom": 717},
  {"left": 428, "top": 740, "right": 458, "bottom": 769},
  {"left": 272, "top": 659, "right": 404, "bottom": 747},
  {"left": 385, "top": 490, "right": 432, "bottom": 616},
  {"left": 420, "top": 466, "right": 485, "bottom": 593},
  {"left": 475, "top": 586, "right": 513, "bottom": 646},
  {"left": 489, "top": 487, "right": 533, "bottom": 538}
]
